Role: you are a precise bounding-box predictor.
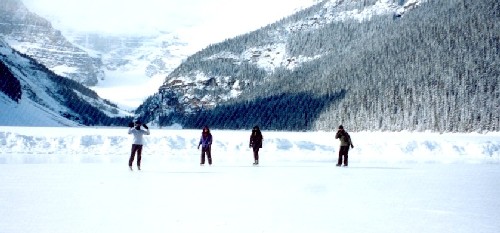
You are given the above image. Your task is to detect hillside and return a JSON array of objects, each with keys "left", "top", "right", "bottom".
[
  {"left": 136, "top": 0, "right": 499, "bottom": 132},
  {"left": 0, "top": 38, "right": 132, "bottom": 126}
]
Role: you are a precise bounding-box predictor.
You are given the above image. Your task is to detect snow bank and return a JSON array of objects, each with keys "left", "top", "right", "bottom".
[{"left": 0, "top": 127, "right": 499, "bottom": 164}]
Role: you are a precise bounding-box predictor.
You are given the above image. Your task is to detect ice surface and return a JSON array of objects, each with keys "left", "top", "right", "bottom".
[{"left": 0, "top": 127, "right": 499, "bottom": 233}]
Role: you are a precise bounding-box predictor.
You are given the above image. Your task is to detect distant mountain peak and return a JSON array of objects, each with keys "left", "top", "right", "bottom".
[{"left": 0, "top": 0, "right": 103, "bottom": 86}]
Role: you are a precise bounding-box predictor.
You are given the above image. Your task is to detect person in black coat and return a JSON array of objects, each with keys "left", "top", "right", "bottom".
[
  {"left": 249, "top": 126, "right": 263, "bottom": 165},
  {"left": 335, "top": 125, "right": 354, "bottom": 167}
]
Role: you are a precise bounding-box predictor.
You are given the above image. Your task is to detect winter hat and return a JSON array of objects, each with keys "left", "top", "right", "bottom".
[
  {"left": 338, "top": 125, "right": 344, "bottom": 129},
  {"left": 202, "top": 126, "right": 210, "bottom": 133}
]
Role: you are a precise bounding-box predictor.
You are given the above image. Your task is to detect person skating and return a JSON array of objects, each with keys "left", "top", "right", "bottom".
[
  {"left": 249, "top": 125, "right": 263, "bottom": 165},
  {"left": 197, "top": 126, "right": 213, "bottom": 165},
  {"left": 335, "top": 125, "right": 353, "bottom": 167},
  {"left": 128, "top": 120, "right": 150, "bottom": 170}
]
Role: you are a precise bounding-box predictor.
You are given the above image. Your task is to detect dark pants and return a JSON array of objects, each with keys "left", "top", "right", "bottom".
[
  {"left": 129, "top": 144, "right": 143, "bottom": 167},
  {"left": 337, "top": 146, "right": 349, "bottom": 166},
  {"left": 201, "top": 146, "right": 212, "bottom": 165},
  {"left": 253, "top": 147, "right": 260, "bottom": 161}
]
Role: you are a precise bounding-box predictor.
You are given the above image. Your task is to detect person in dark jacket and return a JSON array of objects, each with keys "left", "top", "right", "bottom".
[
  {"left": 197, "top": 126, "right": 213, "bottom": 165},
  {"left": 128, "top": 120, "right": 150, "bottom": 171},
  {"left": 335, "top": 125, "right": 354, "bottom": 167},
  {"left": 249, "top": 125, "right": 263, "bottom": 165}
]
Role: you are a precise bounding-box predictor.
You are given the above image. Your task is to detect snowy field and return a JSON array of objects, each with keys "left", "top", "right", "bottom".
[{"left": 1, "top": 127, "right": 500, "bottom": 233}]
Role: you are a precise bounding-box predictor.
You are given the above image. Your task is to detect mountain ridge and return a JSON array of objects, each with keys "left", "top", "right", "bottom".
[
  {"left": 151, "top": 0, "right": 423, "bottom": 114},
  {"left": 136, "top": 0, "right": 499, "bottom": 133}
]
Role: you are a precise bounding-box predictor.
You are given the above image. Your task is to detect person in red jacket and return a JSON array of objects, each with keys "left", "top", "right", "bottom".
[
  {"left": 249, "top": 125, "right": 263, "bottom": 165},
  {"left": 335, "top": 125, "right": 353, "bottom": 167}
]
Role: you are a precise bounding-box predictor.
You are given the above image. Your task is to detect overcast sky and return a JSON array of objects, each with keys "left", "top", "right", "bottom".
[{"left": 23, "top": 0, "right": 317, "bottom": 44}]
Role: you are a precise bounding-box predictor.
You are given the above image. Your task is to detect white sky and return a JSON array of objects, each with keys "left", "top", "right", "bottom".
[{"left": 23, "top": 0, "right": 317, "bottom": 42}]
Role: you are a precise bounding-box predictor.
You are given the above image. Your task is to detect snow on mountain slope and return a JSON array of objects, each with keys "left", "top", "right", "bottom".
[
  {"left": 0, "top": 38, "right": 130, "bottom": 126},
  {"left": 0, "top": 93, "right": 77, "bottom": 126},
  {"left": 0, "top": 0, "right": 104, "bottom": 86},
  {"left": 287, "top": 0, "right": 426, "bottom": 32},
  {"left": 204, "top": 0, "right": 425, "bottom": 74},
  {"left": 239, "top": 0, "right": 427, "bottom": 72}
]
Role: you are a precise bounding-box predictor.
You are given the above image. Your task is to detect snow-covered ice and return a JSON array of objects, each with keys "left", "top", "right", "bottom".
[{"left": 1, "top": 127, "right": 499, "bottom": 233}]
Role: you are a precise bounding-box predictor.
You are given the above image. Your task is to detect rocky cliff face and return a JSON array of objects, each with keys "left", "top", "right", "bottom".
[{"left": 0, "top": 0, "right": 103, "bottom": 85}]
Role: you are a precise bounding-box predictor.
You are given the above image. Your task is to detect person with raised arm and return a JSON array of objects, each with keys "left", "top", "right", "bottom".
[
  {"left": 335, "top": 125, "right": 353, "bottom": 167},
  {"left": 128, "top": 120, "right": 150, "bottom": 170}
]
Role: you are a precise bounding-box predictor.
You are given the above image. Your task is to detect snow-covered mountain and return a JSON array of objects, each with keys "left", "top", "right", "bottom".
[
  {"left": 2, "top": 0, "right": 326, "bottom": 111},
  {"left": 0, "top": 38, "right": 131, "bottom": 126},
  {"left": 63, "top": 32, "right": 192, "bottom": 79},
  {"left": 33, "top": 1, "right": 322, "bottom": 110},
  {"left": 0, "top": 0, "right": 104, "bottom": 85},
  {"left": 137, "top": 0, "right": 499, "bottom": 132},
  {"left": 149, "top": 0, "right": 424, "bottom": 113},
  {"left": 1, "top": 0, "right": 194, "bottom": 94},
  {"left": 61, "top": 31, "right": 196, "bottom": 109}
]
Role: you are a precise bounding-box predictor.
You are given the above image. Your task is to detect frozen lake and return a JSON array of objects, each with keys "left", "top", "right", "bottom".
[
  {"left": 1, "top": 162, "right": 499, "bottom": 233},
  {"left": 1, "top": 127, "right": 500, "bottom": 233}
]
